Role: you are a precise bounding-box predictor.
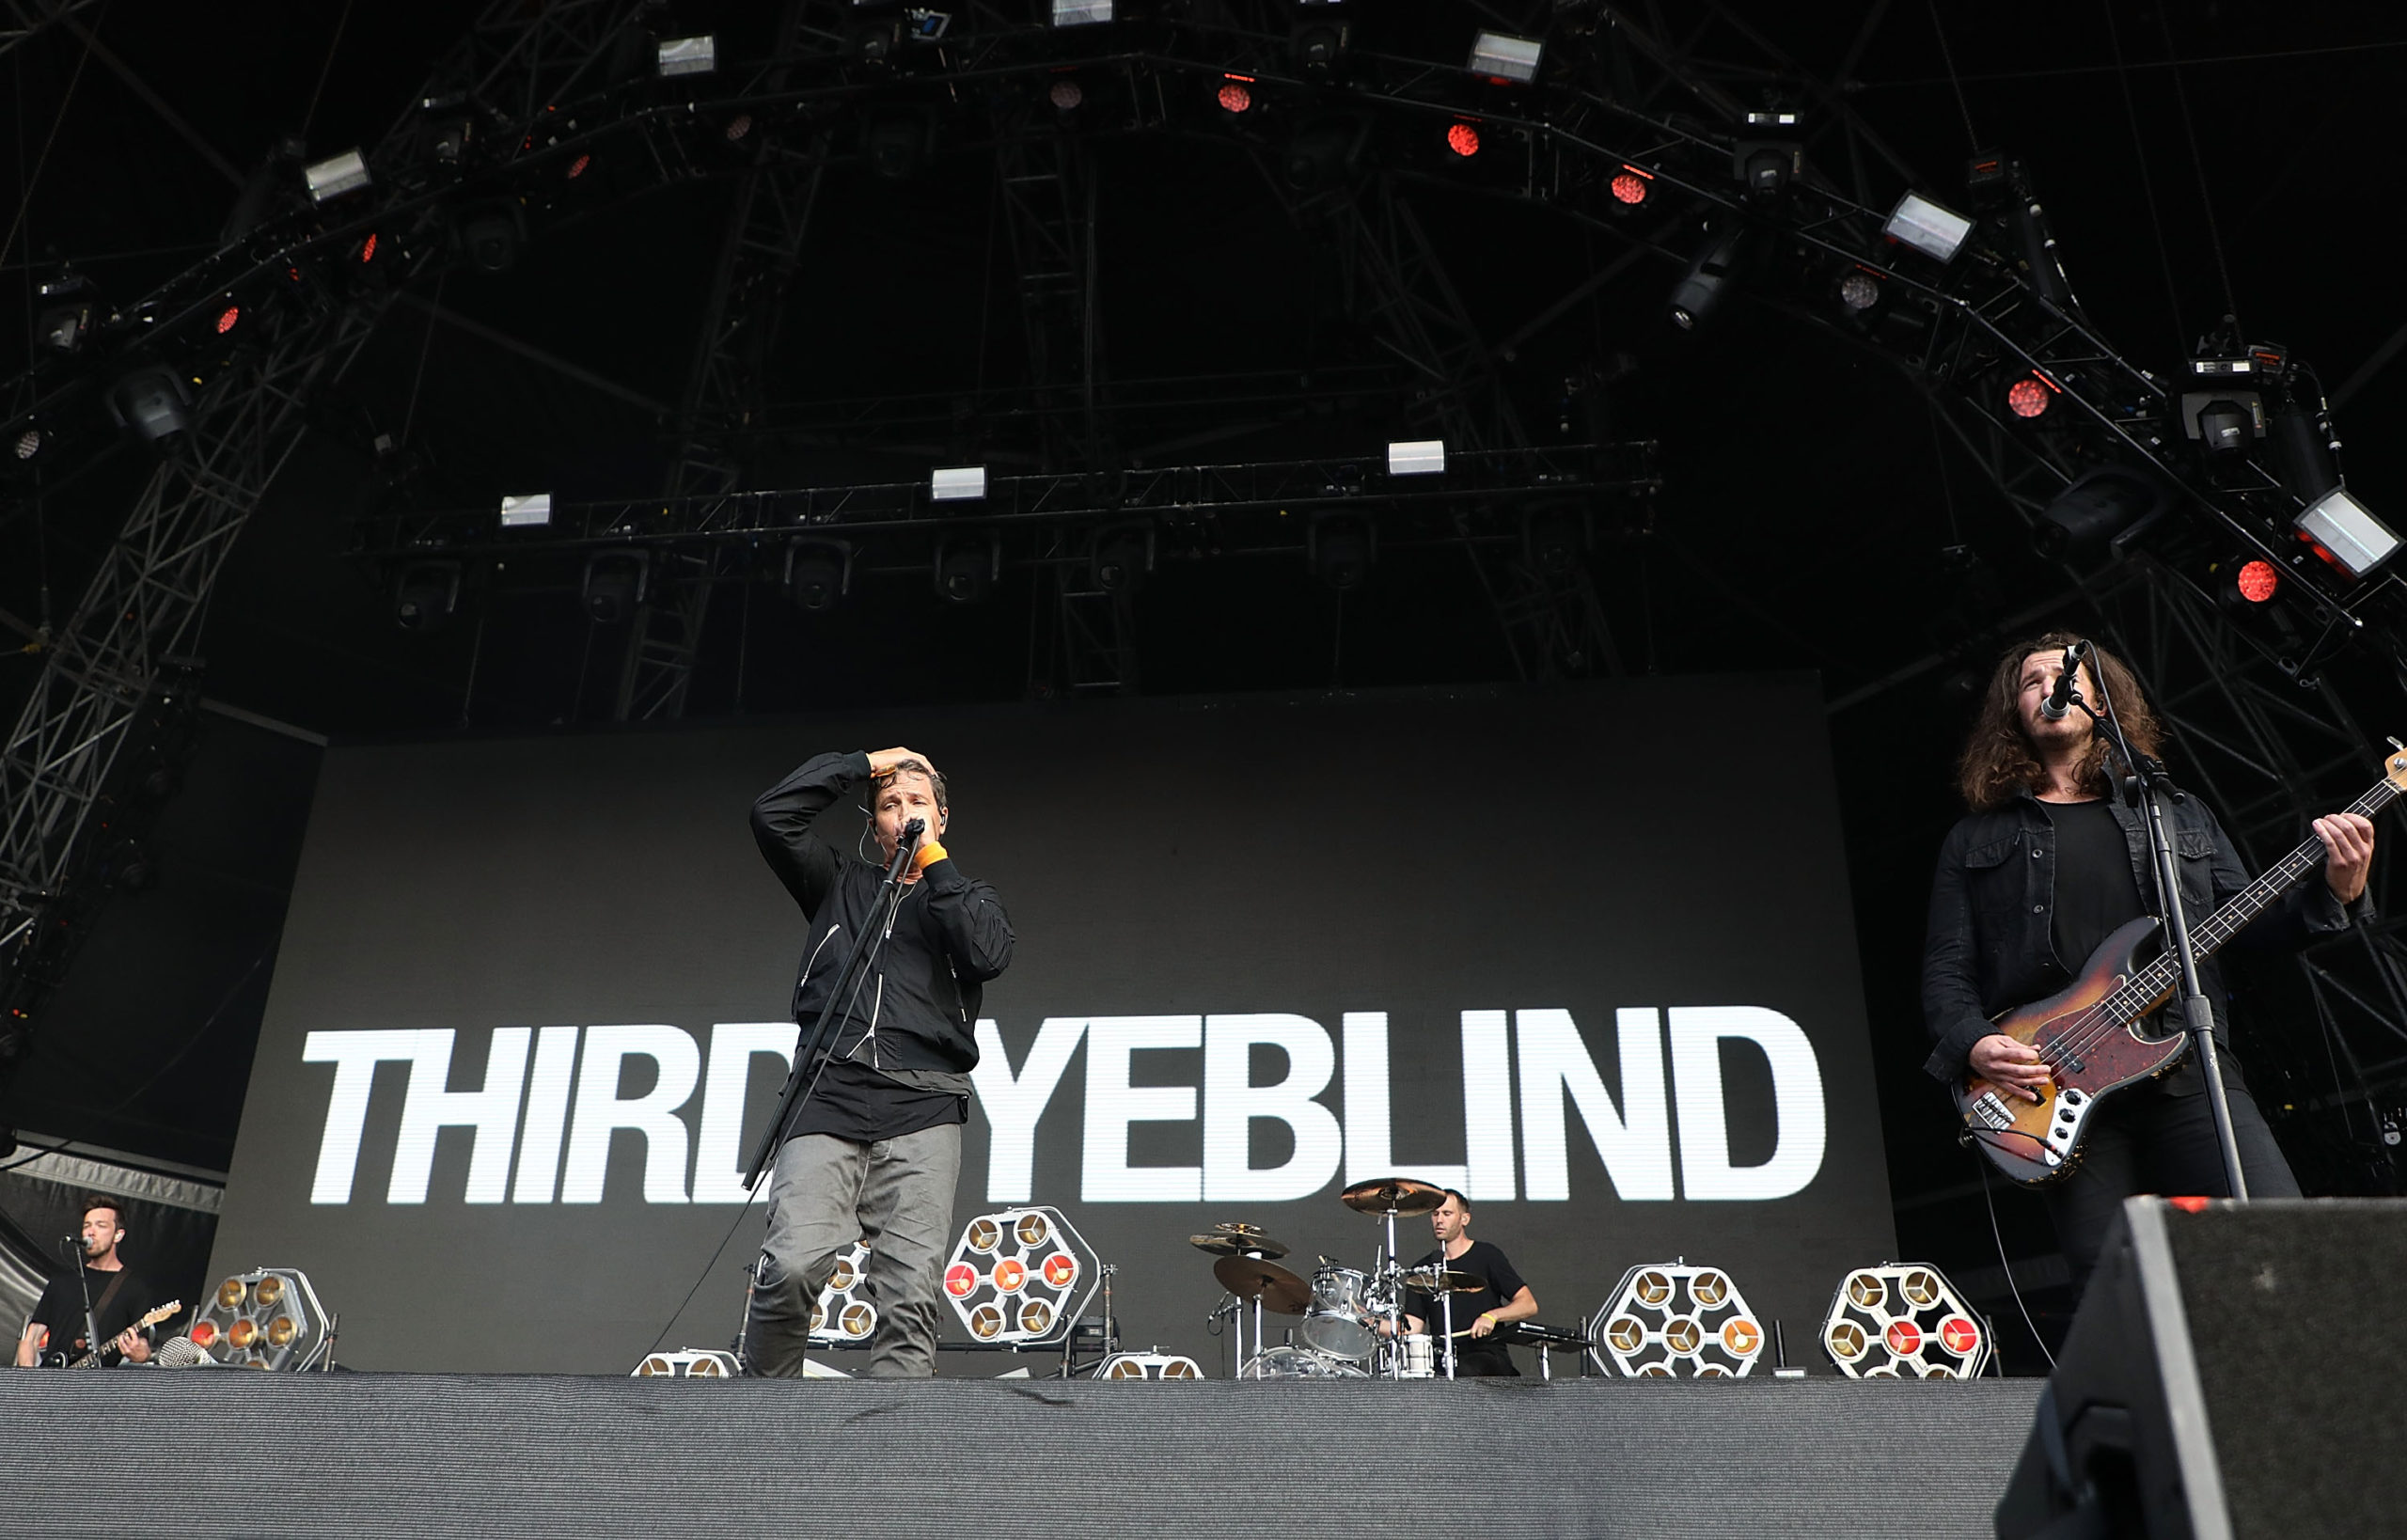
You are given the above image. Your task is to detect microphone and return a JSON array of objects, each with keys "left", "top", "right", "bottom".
[
  {"left": 2039, "top": 641, "right": 2088, "bottom": 721},
  {"left": 901, "top": 817, "right": 926, "bottom": 847}
]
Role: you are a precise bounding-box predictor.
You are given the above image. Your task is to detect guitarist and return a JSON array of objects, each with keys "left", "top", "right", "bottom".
[
  {"left": 1921, "top": 634, "right": 2376, "bottom": 1299},
  {"left": 13, "top": 1195, "right": 158, "bottom": 1368}
]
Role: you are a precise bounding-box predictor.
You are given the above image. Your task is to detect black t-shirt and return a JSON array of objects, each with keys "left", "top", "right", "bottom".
[
  {"left": 1404, "top": 1239, "right": 1526, "bottom": 1377},
  {"left": 2043, "top": 798, "right": 2146, "bottom": 972},
  {"left": 27, "top": 1266, "right": 159, "bottom": 1364},
  {"left": 790, "top": 1053, "right": 968, "bottom": 1144}
]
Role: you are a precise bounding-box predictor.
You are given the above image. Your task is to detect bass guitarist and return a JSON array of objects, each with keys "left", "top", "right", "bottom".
[{"left": 1921, "top": 633, "right": 2375, "bottom": 1301}]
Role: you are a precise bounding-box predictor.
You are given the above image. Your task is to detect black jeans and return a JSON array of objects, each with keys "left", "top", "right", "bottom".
[{"left": 2043, "top": 1075, "right": 2300, "bottom": 1296}]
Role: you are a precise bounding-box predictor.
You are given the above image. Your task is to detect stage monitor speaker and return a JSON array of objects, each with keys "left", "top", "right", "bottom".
[{"left": 1994, "top": 1196, "right": 2406, "bottom": 1540}]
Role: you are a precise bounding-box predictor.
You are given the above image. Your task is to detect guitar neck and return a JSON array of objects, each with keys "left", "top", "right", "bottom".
[{"left": 2120, "top": 777, "right": 2396, "bottom": 1010}]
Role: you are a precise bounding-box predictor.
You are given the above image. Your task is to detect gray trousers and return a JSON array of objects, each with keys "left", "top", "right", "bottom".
[{"left": 747, "top": 1124, "right": 961, "bottom": 1379}]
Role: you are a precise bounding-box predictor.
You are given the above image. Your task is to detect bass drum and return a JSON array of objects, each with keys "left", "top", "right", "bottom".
[
  {"left": 1298, "top": 1265, "right": 1378, "bottom": 1360},
  {"left": 1245, "top": 1345, "right": 1368, "bottom": 1379}
]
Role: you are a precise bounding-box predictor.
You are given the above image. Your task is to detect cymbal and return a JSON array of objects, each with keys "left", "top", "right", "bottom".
[
  {"left": 1341, "top": 1175, "right": 1445, "bottom": 1217},
  {"left": 1214, "top": 1256, "right": 1311, "bottom": 1315},
  {"left": 1188, "top": 1232, "right": 1290, "bottom": 1260},
  {"left": 1401, "top": 1266, "right": 1483, "bottom": 1294}
]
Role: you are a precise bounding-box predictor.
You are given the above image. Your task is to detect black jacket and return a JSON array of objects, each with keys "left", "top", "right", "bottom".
[
  {"left": 1920, "top": 787, "right": 2366, "bottom": 1086},
  {"left": 751, "top": 751, "right": 1015, "bottom": 1080}
]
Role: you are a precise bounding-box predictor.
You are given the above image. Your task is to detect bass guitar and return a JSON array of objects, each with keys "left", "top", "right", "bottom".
[{"left": 1957, "top": 749, "right": 2407, "bottom": 1185}]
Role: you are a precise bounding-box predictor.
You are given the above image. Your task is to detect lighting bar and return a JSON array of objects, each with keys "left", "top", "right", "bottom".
[
  {"left": 1468, "top": 31, "right": 1542, "bottom": 83},
  {"left": 656, "top": 36, "right": 716, "bottom": 76},
  {"left": 1052, "top": 0, "right": 1111, "bottom": 24},
  {"left": 2296, "top": 486, "right": 2400, "bottom": 578},
  {"left": 499, "top": 493, "right": 553, "bottom": 528},
  {"left": 1883, "top": 191, "right": 1972, "bottom": 263},
  {"left": 303, "top": 149, "right": 370, "bottom": 204},
  {"left": 1387, "top": 440, "right": 1446, "bottom": 476},
  {"left": 931, "top": 465, "right": 987, "bottom": 501}
]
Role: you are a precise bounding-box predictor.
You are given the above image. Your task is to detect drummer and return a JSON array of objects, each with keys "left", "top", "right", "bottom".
[{"left": 1397, "top": 1189, "right": 1536, "bottom": 1378}]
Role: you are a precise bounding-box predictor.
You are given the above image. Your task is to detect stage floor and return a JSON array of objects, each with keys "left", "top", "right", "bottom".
[{"left": 4, "top": 1371, "right": 2039, "bottom": 1538}]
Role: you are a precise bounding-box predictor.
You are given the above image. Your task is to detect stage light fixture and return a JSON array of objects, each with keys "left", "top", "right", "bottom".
[
  {"left": 1446, "top": 122, "right": 1480, "bottom": 158},
  {"left": 394, "top": 560, "right": 462, "bottom": 632},
  {"left": 499, "top": 493, "right": 553, "bottom": 528},
  {"left": 1669, "top": 226, "right": 1741, "bottom": 331},
  {"left": 656, "top": 36, "right": 716, "bottom": 77},
  {"left": 2232, "top": 558, "right": 2280, "bottom": 605},
  {"left": 905, "top": 8, "right": 951, "bottom": 40},
  {"left": 1884, "top": 190, "right": 1972, "bottom": 262},
  {"left": 2006, "top": 373, "right": 2054, "bottom": 420},
  {"left": 2185, "top": 393, "right": 2260, "bottom": 455},
  {"left": 1821, "top": 1264, "right": 1990, "bottom": 1379},
  {"left": 1388, "top": 439, "right": 1445, "bottom": 476},
  {"left": 1837, "top": 270, "right": 1881, "bottom": 312},
  {"left": 1309, "top": 512, "right": 1374, "bottom": 590},
  {"left": 784, "top": 539, "right": 853, "bottom": 612},
  {"left": 943, "top": 1205, "right": 1101, "bottom": 1344},
  {"left": 452, "top": 201, "right": 529, "bottom": 274},
  {"left": 634, "top": 1349, "right": 741, "bottom": 1376},
  {"left": 1092, "top": 524, "right": 1153, "bottom": 594},
  {"left": 1282, "top": 118, "right": 1365, "bottom": 191},
  {"left": 865, "top": 113, "right": 934, "bottom": 180},
  {"left": 1096, "top": 1352, "right": 1203, "bottom": 1379},
  {"left": 34, "top": 275, "right": 98, "bottom": 353},
  {"left": 14, "top": 428, "right": 40, "bottom": 461},
  {"left": 213, "top": 304, "right": 241, "bottom": 336},
  {"left": 194, "top": 1267, "right": 331, "bottom": 1370},
  {"left": 1587, "top": 1263, "right": 1766, "bottom": 1377},
  {"left": 2295, "top": 485, "right": 2400, "bottom": 578},
  {"left": 726, "top": 113, "right": 754, "bottom": 143},
  {"left": 1736, "top": 141, "right": 1798, "bottom": 200},
  {"left": 568, "top": 152, "right": 593, "bottom": 180},
  {"left": 1052, "top": 0, "right": 1111, "bottom": 24},
  {"left": 106, "top": 367, "right": 194, "bottom": 444},
  {"left": 1469, "top": 31, "right": 1542, "bottom": 84},
  {"left": 2032, "top": 466, "right": 2171, "bottom": 561},
  {"left": 303, "top": 149, "right": 370, "bottom": 204},
  {"left": 931, "top": 464, "right": 987, "bottom": 501},
  {"left": 582, "top": 549, "right": 651, "bottom": 623},
  {"left": 1609, "top": 168, "right": 1650, "bottom": 207},
  {"left": 359, "top": 232, "right": 380, "bottom": 264},
  {"left": 1218, "top": 79, "right": 1252, "bottom": 114},
  {"left": 809, "top": 1242, "right": 878, "bottom": 1345},
  {"left": 936, "top": 534, "right": 999, "bottom": 604},
  {"left": 1049, "top": 78, "right": 1084, "bottom": 112},
  {"left": 1293, "top": 20, "right": 1347, "bottom": 71}
]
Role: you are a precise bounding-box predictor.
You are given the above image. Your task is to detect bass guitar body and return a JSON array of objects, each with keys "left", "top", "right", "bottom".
[{"left": 1954, "top": 916, "right": 2187, "bottom": 1185}]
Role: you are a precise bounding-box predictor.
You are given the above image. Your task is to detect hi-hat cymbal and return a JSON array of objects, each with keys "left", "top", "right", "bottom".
[
  {"left": 1401, "top": 1266, "right": 1483, "bottom": 1294},
  {"left": 1213, "top": 1256, "right": 1311, "bottom": 1315},
  {"left": 1341, "top": 1175, "right": 1445, "bottom": 1217},
  {"left": 1188, "top": 1232, "right": 1291, "bottom": 1260}
]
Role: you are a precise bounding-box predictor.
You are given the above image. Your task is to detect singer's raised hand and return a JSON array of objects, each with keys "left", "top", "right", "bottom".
[{"left": 867, "top": 746, "right": 935, "bottom": 778}]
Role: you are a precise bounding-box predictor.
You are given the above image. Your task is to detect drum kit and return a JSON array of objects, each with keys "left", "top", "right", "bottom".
[{"left": 1197, "top": 1175, "right": 1492, "bottom": 1380}]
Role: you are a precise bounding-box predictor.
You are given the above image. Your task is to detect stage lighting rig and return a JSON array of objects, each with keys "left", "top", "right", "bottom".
[
  {"left": 942, "top": 1206, "right": 1101, "bottom": 1345},
  {"left": 451, "top": 201, "right": 530, "bottom": 274},
  {"left": 931, "top": 464, "right": 986, "bottom": 501},
  {"left": 936, "top": 533, "right": 999, "bottom": 603},
  {"left": 192, "top": 1267, "right": 334, "bottom": 1370},
  {"left": 1669, "top": 225, "right": 1741, "bottom": 331},
  {"left": 1446, "top": 122, "right": 1481, "bottom": 158},
  {"left": 1387, "top": 439, "right": 1445, "bottom": 476},
  {"left": 656, "top": 36, "right": 716, "bottom": 77},
  {"left": 1469, "top": 31, "right": 1543, "bottom": 85},
  {"left": 105, "top": 367, "right": 194, "bottom": 445},
  {"left": 499, "top": 493, "right": 553, "bottom": 528},
  {"left": 2032, "top": 465, "right": 2173, "bottom": 562},
  {"left": 1735, "top": 114, "right": 1800, "bottom": 201},
  {"left": 1607, "top": 166, "right": 1651, "bottom": 209},
  {"left": 582, "top": 549, "right": 651, "bottom": 623},
  {"left": 1096, "top": 1352, "right": 1202, "bottom": 1379},
  {"left": 1309, "top": 511, "right": 1373, "bottom": 590},
  {"left": 1091, "top": 524, "right": 1153, "bottom": 594},
  {"left": 302, "top": 148, "right": 371, "bottom": 204},
  {"left": 1587, "top": 1263, "right": 1766, "bottom": 1377},
  {"left": 784, "top": 539, "right": 853, "bottom": 611},
  {"left": 1821, "top": 1265, "right": 1990, "bottom": 1379},
  {"left": 1883, "top": 190, "right": 1972, "bottom": 264},
  {"left": 809, "top": 1242, "right": 877, "bottom": 1345},
  {"left": 2004, "top": 371, "right": 2058, "bottom": 422},
  {"left": 1052, "top": 0, "right": 1111, "bottom": 25},
  {"left": 1217, "top": 78, "right": 1253, "bottom": 115},
  {"left": 35, "top": 275, "right": 99, "bottom": 354},
  {"left": 393, "top": 560, "right": 462, "bottom": 632},
  {"left": 2295, "top": 486, "right": 2400, "bottom": 579},
  {"left": 1293, "top": 15, "right": 1347, "bottom": 72}
]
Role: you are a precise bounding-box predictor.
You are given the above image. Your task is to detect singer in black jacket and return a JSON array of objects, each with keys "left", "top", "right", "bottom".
[
  {"left": 745, "top": 746, "right": 1014, "bottom": 1377},
  {"left": 1922, "top": 634, "right": 2373, "bottom": 1303}
]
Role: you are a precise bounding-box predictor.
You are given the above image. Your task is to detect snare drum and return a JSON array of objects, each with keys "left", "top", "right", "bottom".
[
  {"left": 1396, "top": 1331, "right": 1435, "bottom": 1379},
  {"left": 1299, "top": 1265, "right": 1377, "bottom": 1359}
]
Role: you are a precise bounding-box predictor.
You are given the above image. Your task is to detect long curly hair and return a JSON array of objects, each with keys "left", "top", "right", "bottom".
[{"left": 1958, "top": 631, "right": 2164, "bottom": 810}]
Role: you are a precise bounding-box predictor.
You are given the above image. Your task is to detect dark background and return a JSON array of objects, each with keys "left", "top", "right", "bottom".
[
  {"left": 7, "top": 3, "right": 2407, "bottom": 1370},
  {"left": 205, "top": 679, "right": 1894, "bottom": 1373}
]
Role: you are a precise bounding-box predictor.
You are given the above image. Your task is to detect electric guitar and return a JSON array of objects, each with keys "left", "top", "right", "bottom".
[
  {"left": 1956, "top": 749, "right": 2407, "bottom": 1185},
  {"left": 41, "top": 1299, "right": 183, "bottom": 1369}
]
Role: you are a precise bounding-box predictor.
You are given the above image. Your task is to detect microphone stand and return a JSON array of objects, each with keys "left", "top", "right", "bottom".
[
  {"left": 742, "top": 822, "right": 923, "bottom": 1190},
  {"left": 62, "top": 1236, "right": 101, "bottom": 1370},
  {"left": 2077, "top": 650, "right": 2250, "bottom": 1199}
]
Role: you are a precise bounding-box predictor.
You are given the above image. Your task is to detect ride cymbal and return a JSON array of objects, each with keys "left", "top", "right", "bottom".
[
  {"left": 1213, "top": 1256, "right": 1312, "bottom": 1315},
  {"left": 1340, "top": 1175, "right": 1445, "bottom": 1216}
]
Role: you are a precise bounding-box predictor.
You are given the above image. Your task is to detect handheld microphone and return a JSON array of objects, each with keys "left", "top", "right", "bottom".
[
  {"left": 2039, "top": 640, "right": 2088, "bottom": 721},
  {"left": 901, "top": 816, "right": 926, "bottom": 847}
]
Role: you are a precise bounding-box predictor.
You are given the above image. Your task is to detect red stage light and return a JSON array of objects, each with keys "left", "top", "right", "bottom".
[
  {"left": 2006, "top": 375, "right": 2052, "bottom": 419},
  {"left": 1610, "top": 170, "right": 1650, "bottom": 206},
  {"left": 1218, "top": 81, "right": 1251, "bottom": 114},
  {"left": 214, "top": 305, "right": 240, "bottom": 335},
  {"left": 2236, "top": 559, "right": 2280, "bottom": 603},
  {"left": 568, "top": 152, "right": 591, "bottom": 180},
  {"left": 359, "top": 232, "right": 378, "bottom": 263},
  {"left": 1447, "top": 122, "right": 1480, "bottom": 157}
]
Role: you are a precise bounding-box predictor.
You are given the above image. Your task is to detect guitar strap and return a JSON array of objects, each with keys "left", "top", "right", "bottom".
[{"left": 86, "top": 1269, "right": 128, "bottom": 1350}]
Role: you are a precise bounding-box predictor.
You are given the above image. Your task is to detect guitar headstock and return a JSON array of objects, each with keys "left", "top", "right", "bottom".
[
  {"left": 136, "top": 1299, "right": 182, "bottom": 1330},
  {"left": 2387, "top": 744, "right": 2407, "bottom": 794}
]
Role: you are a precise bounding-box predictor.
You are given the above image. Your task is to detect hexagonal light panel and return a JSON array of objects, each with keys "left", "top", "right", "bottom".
[
  {"left": 1820, "top": 1263, "right": 1990, "bottom": 1379},
  {"left": 189, "top": 1267, "right": 331, "bottom": 1371},
  {"left": 633, "top": 1348, "right": 743, "bottom": 1377},
  {"left": 942, "top": 1205, "right": 1100, "bottom": 1345},
  {"left": 1094, "top": 1351, "right": 1204, "bottom": 1380},
  {"left": 1585, "top": 1262, "right": 1765, "bottom": 1378},
  {"left": 808, "top": 1241, "right": 877, "bottom": 1345}
]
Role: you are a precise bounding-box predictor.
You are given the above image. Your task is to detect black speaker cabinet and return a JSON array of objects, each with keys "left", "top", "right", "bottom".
[{"left": 1994, "top": 1196, "right": 2407, "bottom": 1540}]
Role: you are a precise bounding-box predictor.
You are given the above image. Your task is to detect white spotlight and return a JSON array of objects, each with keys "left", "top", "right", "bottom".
[
  {"left": 931, "top": 465, "right": 988, "bottom": 501},
  {"left": 1883, "top": 190, "right": 1973, "bottom": 263},
  {"left": 303, "top": 149, "right": 370, "bottom": 204},
  {"left": 1387, "top": 440, "right": 1446, "bottom": 476},
  {"left": 2297, "top": 486, "right": 2400, "bottom": 578},
  {"left": 1052, "top": 0, "right": 1112, "bottom": 24},
  {"left": 1469, "top": 32, "right": 1543, "bottom": 84},
  {"left": 499, "top": 493, "right": 553, "bottom": 528},
  {"left": 656, "top": 36, "right": 716, "bottom": 77}
]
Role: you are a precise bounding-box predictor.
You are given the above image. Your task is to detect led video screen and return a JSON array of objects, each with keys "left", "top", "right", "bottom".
[{"left": 210, "top": 678, "right": 1895, "bottom": 1373}]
